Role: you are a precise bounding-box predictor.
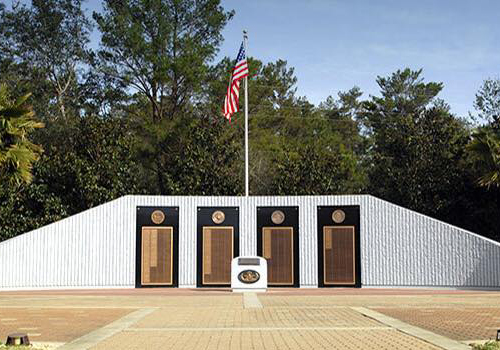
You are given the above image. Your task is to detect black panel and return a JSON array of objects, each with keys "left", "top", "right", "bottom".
[
  {"left": 256, "top": 206, "right": 300, "bottom": 288},
  {"left": 317, "top": 206, "right": 361, "bottom": 288},
  {"left": 196, "top": 207, "right": 240, "bottom": 287},
  {"left": 136, "top": 206, "right": 179, "bottom": 288}
]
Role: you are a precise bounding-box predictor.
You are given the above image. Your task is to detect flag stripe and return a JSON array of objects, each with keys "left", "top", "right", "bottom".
[
  {"left": 233, "top": 65, "right": 249, "bottom": 77},
  {"left": 232, "top": 71, "right": 248, "bottom": 81},
  {"left": 223, "top": 42, "right": 248, "bottom": 121},
  {"left": 234, "top": 61, "right": 248, "bottom": 70}
]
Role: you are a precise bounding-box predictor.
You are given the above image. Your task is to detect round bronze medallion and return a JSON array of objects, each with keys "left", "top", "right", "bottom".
[
  {"left": 238, "top": 270, "right": 260, "bottom": 284},
  {"left": 151, "top": 210, "right": 165, "bottom": 224},
  {"left": 212, "top": 210, "right": 225, "bottom": 224},
  {"left": 271, "top": 210, "right": 285, "bottom": 225},
  {"left": 332, "top": 209, "right": 346, "bottom": 224}
]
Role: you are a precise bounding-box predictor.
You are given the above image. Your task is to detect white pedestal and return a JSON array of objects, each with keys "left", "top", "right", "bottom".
[{"left": 231, "top": 256, "right": 267, "bottom": 292}]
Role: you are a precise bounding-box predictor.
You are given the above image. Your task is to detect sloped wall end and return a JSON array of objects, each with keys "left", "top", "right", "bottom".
[
  {"left": 0, "top": 196, "right": 135, "bottom": 289},
  {"left": 363, "top": 196, "right": 500, "bottom": 288}
]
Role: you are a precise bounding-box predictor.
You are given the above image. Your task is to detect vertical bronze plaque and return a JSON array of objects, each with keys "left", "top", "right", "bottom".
[
  {"left": 204, "top": 229, "right": 212, "bottom": 274},
  {"left": 323, "top": 226, "right": 355, "bottom": 285},
  {"left": 263, "top": 229, "right": 272, "bottom": 259},
  {"left": 141, "top": 227, "right": 173, "bottom": 285},
  {"left": 142, "top": 229, "right": 151, "bottom": 283},
  {"left": 262, "top": 227, "right": 294, "bottom": 285},
  {"left": 324, "top": 230, "right": 332, "bottom": 250},
  {"left": 202, "top": 227, "right": 234, "bottom": 284},
  {"left": 150, "top": 230, "right": 158, "bottom": 267}
]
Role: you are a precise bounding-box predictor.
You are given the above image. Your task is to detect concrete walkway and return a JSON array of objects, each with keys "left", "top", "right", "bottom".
[{"left": 1, "top": 289, "right": 499, "bottom": 349}]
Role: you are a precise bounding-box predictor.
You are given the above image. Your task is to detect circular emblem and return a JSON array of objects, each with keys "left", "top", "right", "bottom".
[
  {"left": 271, "top": 210, "right": 285, "bottom": 225},
  {"left": 238, "top": 270, "right": 260, "bottom": 284},
  {"left": 212, "top": 210, "right": 225, "bottom": 224},
  {"left": 332, "top": 209, "right": 346, "bottom": 224},
  {"left": 151, "top": 210, "right": 165, "bottom": 224}
]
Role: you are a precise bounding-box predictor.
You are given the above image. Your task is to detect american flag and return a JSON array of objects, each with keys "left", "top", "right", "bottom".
[{"left": 223, "top": 42, "right": 249, "bottom": 121}]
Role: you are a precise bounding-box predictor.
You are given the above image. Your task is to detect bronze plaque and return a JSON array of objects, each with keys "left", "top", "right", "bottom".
[
  {"left": 212, "top": 210, "right": 225, "bottom": 224},
  {"left": 332, "top": 209, "right": 346, "bottom": 224},
  {"left": 202, "top": 226, "right": 233, "bottom": 284},
  {"left": 141, "top": 227, "right": 173, "bottom": 285},
  {"left": 323, "top": 226, "right": 355, "bottom": 285},
  {"left": 151, "top": 210, "right": 165, "bottom": 224},
  {"left": 262, "top": 227, "right": 294, "bottom": 285},
  {"left": 271, "top": 210, "right": 285, "bottom": 225},
  {"left": 238, "top": 270, "right": 260, "bottom": 284}
]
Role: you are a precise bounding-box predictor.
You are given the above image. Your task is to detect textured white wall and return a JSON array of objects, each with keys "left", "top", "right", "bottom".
[
  {"left": 0, "top": 195, "right": 499, "bottom": 290},
  {"left": 0, "top": 197, "right": 133, "bottom": 289},
  {"left": 363, "top": 196, "right": 500, "bottom": 287}
]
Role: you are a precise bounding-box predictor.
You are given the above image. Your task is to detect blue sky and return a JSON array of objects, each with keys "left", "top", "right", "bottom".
[
  {"left": 74, "top": 0, "right": 500, "bottom": 117},
  {"left": 218, "top": 0, "right": 500, "bottom": 118}
]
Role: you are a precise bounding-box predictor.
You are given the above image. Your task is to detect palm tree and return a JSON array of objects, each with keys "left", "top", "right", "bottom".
[
  {"left": 0, "top": 84, "right": 44, "bottom": 187},
  {"left": 468, "top": 128, "right": 500, "bottom": 189}
]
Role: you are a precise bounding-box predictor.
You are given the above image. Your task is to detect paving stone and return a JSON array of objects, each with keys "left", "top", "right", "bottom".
[
  {"left": 0, "top": 289, "right": 499, "bottom": 348},
  {"left": 134, "top": 307, "right": 381, "bottom": 329},
  {"left": 91, "top": 329, "right": 442, "bottom": 350},
  {"left": 374, "top": 307, "right": 500, "bottom": 341},
  {"left": 0, "top": 307, "right": 133, "bottom": 342},
  {"left": 0, "top": 295, "right": 243, "bottom": 309}
]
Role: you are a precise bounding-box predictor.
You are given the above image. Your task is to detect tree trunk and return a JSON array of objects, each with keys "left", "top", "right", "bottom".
[
  {"left": 156, "top": 159, "right": 165, "bottom": 194},
  {"left": 56, "top": 92, "right": 66, "bottom": 120}
]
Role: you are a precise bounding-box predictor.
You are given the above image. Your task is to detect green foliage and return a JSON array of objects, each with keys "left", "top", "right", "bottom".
[
  {"left": 0, "top": 1, "right": 499, "bottom": 244},
  {"left": 470, "top": 79, "right": 500, "bottom": 189},
  {"left": 167, "top": 116, "right": 242, "bottom": 195},
  {"left": 93, "top": 0, "right": 233, "bottom": 194},
  {"left": 471, "top": 341, "right": 500, "bottom": 350},
  {"left": 93, "top": 0, "right": 233, "bottom": 121},
  {"left": 270, "top": 143, "right": 365, "bottom": 195},
  {"left": 468, "top": 128, "right": 500, "bottom": 188},
  {"left": 0, "top": 84, "right": 44, "bottom": 188},
  {"left": 0, "top": 114, "right": 140, "bottom": 241},
  {"left": 361, "top": 69, "right": 471, "bottom": 218},
  {"left": 236, "top": 59, "right": 367, "bottom": 195},
  {"left": 0, "top": 0, "right": 93, "bottom": 121},
  {"left": 39, "top": 115, "right": 142, "bottom": 210},
  {"left": 131, "top": 109, "right": 242, "bottom": 195},
  {"left": 0, "top": 181, "right": 69, "bottom": 241},
  {"left": 474, "top": 78, "right": 500, "bottom": 127}
]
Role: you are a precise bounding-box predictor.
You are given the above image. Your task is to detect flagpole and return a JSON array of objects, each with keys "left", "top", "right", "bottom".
[{"left": 243, "top": 30, "right": 249, "bottom": 197}]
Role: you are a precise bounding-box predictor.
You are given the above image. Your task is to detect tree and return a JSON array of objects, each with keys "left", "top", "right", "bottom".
[
  {"left": 0, "top": 0, "right": 93, "bottom": 121},
  {"left": 94, "top": 0, "right": 232, "bottom": 121},
  {"left": 0, "top": 180, "right": 69, "bottom": 242},
  {"left": 318, "top": 87, "right": 366, "bottom": 155},
  {"left": 37, "top": 114, "right": 142, "bottom": 211},
  {"left": 360, "top": 69, "right": 470, "bottom": 218},
  {"left": 468, "top": 128, "right": 500, "bottom": 189},
  {"left": 94, "top": 0, "right": 233, "bottom": 193},
  {"left": 269, "top": 142, "right": 365, "bottom": 195},
  {"left": 207, "top": 57, "right": 367, "bottom": 195},
  {"left": 0, "top": 113, "right": 141, "bottom": 241},
  {"left": 474, "top": 78, "right": 500, "bottom": 128},
  {"left": 260, "top": 87, "right": 367, "bottom": 196},
  {"left": 146, "top": 115, "right": 242, "bottom": 195},
  {"left": 0, "top": 84, "right": 44, "bottom": 188},
  {"left": 469, "top": 78, "right": 500, "bottom": 189}
]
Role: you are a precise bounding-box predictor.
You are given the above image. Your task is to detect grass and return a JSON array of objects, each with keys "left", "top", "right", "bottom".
[{"left": 471, "top": 341, "right": 500, "bottom": 350}]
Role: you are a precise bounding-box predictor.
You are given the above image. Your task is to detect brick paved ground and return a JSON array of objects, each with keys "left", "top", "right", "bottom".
[
  {"left": 374, "top": 307, "right": 500, "bottom": 341},
  {"left": 134, "top": 307, "right": 382, "bottom": 328},
  {"left": 0, "top": 289, "right": 499, "bottom": 349},
  {"left": 0, "top": 307, "right": 132, "bottom": 342},
  {"left": 92, "top": 329, "right": 442, "bottom": 350}
]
